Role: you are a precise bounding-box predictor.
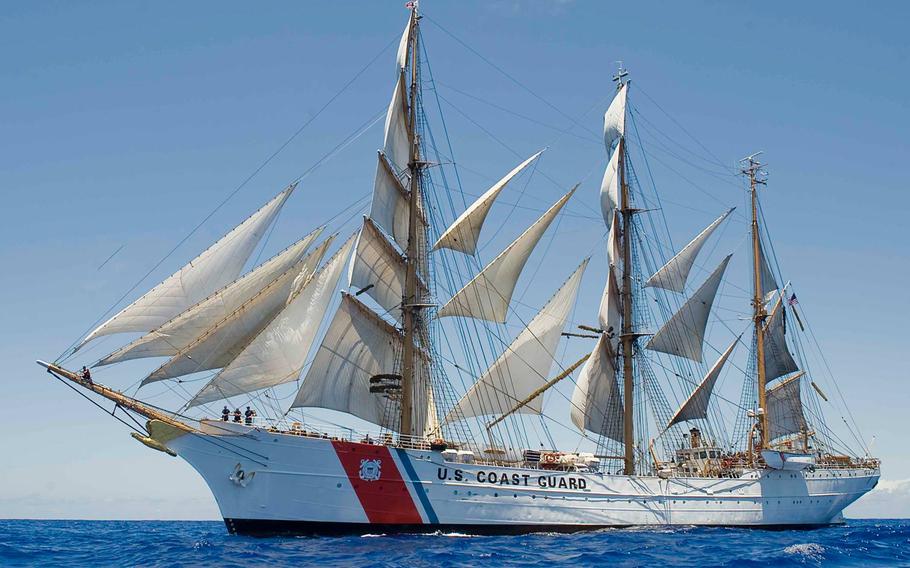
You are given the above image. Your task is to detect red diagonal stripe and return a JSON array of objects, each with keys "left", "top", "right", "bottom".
[{"left": 331, "top": 440, "right": 423, "bottom": 524}]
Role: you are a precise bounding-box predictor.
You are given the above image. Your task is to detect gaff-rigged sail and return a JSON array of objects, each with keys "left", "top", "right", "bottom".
[
  {"left": 79, "top": 185, "right": 295, "bottom": 346},
  {"left": 188, "top": 234, "right": 356, "bottom": 407},
  {"left": 758, "top": 238, "right": 778, "bottom": 302},
  {"left": 437, "top": 188, "right": 575, "bottom": 323},
  {"left": 765, "top": 373, "right": 808, "bottom": 441},
  {"left": 444, "top": 259, "right": 588, "bottom": 422},
  {"left": 763, "top": 296, "right": 799, "bottom": 382}
]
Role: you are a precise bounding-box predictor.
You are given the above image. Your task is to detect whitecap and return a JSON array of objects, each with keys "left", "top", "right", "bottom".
[{"left": 783, "top": 542, "right": 825, "bottom": 560}]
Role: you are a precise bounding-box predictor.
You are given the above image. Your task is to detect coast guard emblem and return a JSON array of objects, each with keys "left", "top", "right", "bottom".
[{"left": 359, "top": 458, "right": 382, "bottom": 481}]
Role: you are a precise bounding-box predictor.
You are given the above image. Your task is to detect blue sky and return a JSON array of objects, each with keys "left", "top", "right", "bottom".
[{"left": 2, "top": 0, "right": 908, "bottom": 519}]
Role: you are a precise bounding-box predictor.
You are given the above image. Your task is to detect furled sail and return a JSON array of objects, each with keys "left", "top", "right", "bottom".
[
  {"left": 666, "top": 336, "right": 739, "bottom": 428},
  {"left": 291, "top": 293, "right": 403, "bottom": 431},
  {"left": 765, "top": 373, "right": 808, "bottom": 441},
  {"left": 188, "top": 234, "right": 356, "bottom": 407},
  {"left": 444, "top": 259, "right": 588, "bottom": 422},
  {"left": 570, "top": 333, "right": 624, "bottom": 443},
  {"left": 140, "top": 238, "right": 334, "bottom": 385},
  {"left": 603, "top": 83, "right": 627, "bottom": 152},
  {"left": 645, "top": 254, "right": 732, "bottom": 363},
  {"left": 437, "top": 188, "right": 575, "bottom": 323},
  {"left": 763, "top": 296, "right": 799, "bottom": 382},
  {"left": 600, "top": 143, "right": 621, "bottom": 227},
  {"left": 96, "top": 228, "right": 323, "bottom": 366},
  {"left": 433, "top": 150, "right": 544, "bottom": 255},
  {"left": 79, "top": 185, "right": 295, "bottom": 346},
  {"left": 349, "top": 217, "right": 413, "bottom": 320},
  {"left": 645, "top": 208, "right": 734, "bottom": 293}
]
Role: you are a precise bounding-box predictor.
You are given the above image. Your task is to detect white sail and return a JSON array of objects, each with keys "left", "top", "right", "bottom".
[
  {"left": 764, "top": 296, "right": 799, "bottom": 382},
  {"left": 433, "top": 150, "right": 544, "bottom": 255},
  {"left": 188, "top": 235, "right": 356, "bottom": 407},
  {"left": 80, "top": 186, "right": 295, "bottom": 346},
  {"left": 140, "top": 238, "right": 334, "bottom": 385},
  {"left": 383, "top": 75, "right": 411, "bottom": 174},
  {"left": 597, "top": 265, "right": 621, "bottom": 339},
  {"left": 368, "top": 154, "right": 425, "bottom": 251},
  {"left": 96, "top": 228, "right": 323, "bottom": 366},
  {"left": 645, "top": 208, "right": 734, "bottom": 293},
  {"left": 291, "top": 293, "right": 403, "bottom": 431},
  {"left": 645, "top": 255, "right": 732, "bottom": 363},
  {"left": 766, "top": 374, "right": 808, "bottom": 441},
  {"left": 600, "top": 143, "right": 621, "bottom": 227},
  {"left": 349, "top": 217, "right": 411, "bottom": 320},
  {"left": 437, "top": 188, "right": 575, "bottom": 323},
  {"left": 666, "top": 336, "right": 739, "bottom": 428},
  {"left": 606, "top": 210, "right": 622, "bottom": 269},
  {"left": 570, "top": 333, "right": 624, "bottom": 443},
  {"left": 445, "top": 259, "right": 588, "bottom": 422},
  {"left": 396, "top": 13, "right": 413, "bottom": 70},
  {"left": 603, "top": 83, "right": 627, "bottom": 152},
  {"left": 758, "top": 238, "right": 778, "bottom": 301}
]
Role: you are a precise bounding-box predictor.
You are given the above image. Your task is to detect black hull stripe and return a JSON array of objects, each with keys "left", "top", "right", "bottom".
[{"left": 223, "top": 518, "right": 839, "bottom": 537}]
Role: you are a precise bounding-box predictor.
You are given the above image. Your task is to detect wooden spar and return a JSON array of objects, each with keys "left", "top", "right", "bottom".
[
  {"left": 399, "top": 9, "right": 420, "bottom": 437},
  {"left": 811, "top": 381, "right": 829, "bottom": 402},
  {"left": 745, "top": 156, "right": 769, "bottom": 449},
  {"left": 36, "top": 360, "right": 191, "bottom": 432},
  {"left": 486, "top": 353, "right": 591, "bottom": 431},
  {"left": 619, "top": 135, "right": 635, "bottom": 475}
]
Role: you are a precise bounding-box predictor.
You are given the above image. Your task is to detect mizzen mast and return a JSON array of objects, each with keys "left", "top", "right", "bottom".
[{"left": 742, "top": 153, "right": 769, "bottom": 449}]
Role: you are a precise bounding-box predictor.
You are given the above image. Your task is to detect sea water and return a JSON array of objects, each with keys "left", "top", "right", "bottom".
[{"left": 1, "top": 519, "right": 907, "bottom": 567}]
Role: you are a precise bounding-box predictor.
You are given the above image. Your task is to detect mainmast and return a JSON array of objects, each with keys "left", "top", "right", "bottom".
[
  {"left": 399, "top": 7, "right": 422, "bottom": 437},
  {"left": 615, "top": 67, "right": 635, "bottom": 475},
  {"left": 743, "top": 154, "right": 769, "bottom": 449}
]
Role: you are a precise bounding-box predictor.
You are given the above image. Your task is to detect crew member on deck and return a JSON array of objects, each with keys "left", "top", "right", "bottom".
[
  {"left": 233, "top": 408, "right": 242, "bottom": 423},
  {"left": 81, "top": 366, "right": 92, "bottom": 385},
  {"left": 221, "top": 406, "right": 230, "bottom": 421},
  {"left": 244, "top": 406, "right": 255, "bottom": 425}
]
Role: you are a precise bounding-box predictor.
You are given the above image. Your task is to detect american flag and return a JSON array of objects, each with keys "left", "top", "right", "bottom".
[
  {"left": 405, "top": 1, "right": 416, "bottom": 8},
  {"left": 788, "top": 293, "right": 799, "bottom": 306}
]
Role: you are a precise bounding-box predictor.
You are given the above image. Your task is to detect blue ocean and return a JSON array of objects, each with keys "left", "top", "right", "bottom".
[{"left": 1, "top": 519, "right": 907, "bottom": 567}]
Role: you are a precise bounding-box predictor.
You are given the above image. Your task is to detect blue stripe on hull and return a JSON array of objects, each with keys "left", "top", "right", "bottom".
[{"left": 394, "top": 448, "right": 439, "bottom": 524}]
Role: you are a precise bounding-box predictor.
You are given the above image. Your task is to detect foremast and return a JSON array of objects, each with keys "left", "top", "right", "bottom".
[
  {"left": 743, "top": 154, "right": 769, "bottom": 449},
  {"left": 615, "top": 70, "right": 636, "bottom": 475},
  {"left": 400, "top": 6, "right": 423, "bottom": 437}
]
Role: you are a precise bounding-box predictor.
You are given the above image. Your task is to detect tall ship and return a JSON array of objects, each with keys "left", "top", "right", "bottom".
[{"left": 38, "top": 6, "right": 879, "bottom": 535}]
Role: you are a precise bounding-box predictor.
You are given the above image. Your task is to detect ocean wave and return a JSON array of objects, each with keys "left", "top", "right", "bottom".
[{"left": 0, "top": 519, "right": 907, "bottom": 567}]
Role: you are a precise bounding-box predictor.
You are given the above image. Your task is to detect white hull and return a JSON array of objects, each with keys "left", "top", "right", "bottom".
[{"left": 166, "top": 421, "right": 879, "bottom": 535}]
